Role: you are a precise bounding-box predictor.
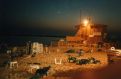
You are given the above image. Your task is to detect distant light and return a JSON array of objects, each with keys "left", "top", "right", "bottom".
[
  {"left": 83, "top": 19, "right": 89, "bottom": 26},
  {"left": 59, "top": 39, "right": 64, "bottom": 41}
]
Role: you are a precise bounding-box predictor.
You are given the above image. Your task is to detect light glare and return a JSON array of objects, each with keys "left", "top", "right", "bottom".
[{"left": 83, "top": 19, "right": 89, "bottom": 26}]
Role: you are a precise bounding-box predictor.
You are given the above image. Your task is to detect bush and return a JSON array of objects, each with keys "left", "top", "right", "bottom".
[
  {"left": 88, "top": 57, "right": 101, "bottom": 64},
  {"left": 68, "top": 56, "right": 76, "bottom": 63},
  {"left": 66, "top": 49, "right": 75, "bottom": 53},
  {"left": 76, "top": 57, "right": 101, "bottom": 65},
  {"left": 76, "top": 59, "right": 89, "bottom": 65}
]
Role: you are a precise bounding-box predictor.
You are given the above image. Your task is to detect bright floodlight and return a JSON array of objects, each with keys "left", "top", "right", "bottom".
[{"left": 83, "top": 19, "right": 89, "bottom": 26}]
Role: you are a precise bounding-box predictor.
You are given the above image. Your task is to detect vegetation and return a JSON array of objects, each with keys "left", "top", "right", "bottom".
[
  {"left": 68, "top": 56, "right": 77, "bottom": 63},
  {"left": 68, "top": 56, "right": 101, "bottom": 65},
  {"left": 66, "top": 49, "right": 75, "bottom": 53}
]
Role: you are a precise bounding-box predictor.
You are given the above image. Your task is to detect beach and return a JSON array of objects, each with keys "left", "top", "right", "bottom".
[{"left": 0, "top": 47, "right": 108, "bottom": 79}]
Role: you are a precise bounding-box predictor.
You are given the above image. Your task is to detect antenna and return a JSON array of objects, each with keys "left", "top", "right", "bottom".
[{"left": 80, "top": 10, "right": 81, "bottom": 24}]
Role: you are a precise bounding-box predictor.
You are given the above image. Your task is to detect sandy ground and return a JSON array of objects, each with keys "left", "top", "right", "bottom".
[{"left": 0, "top": 47, "right": 108, "bottom": 79}]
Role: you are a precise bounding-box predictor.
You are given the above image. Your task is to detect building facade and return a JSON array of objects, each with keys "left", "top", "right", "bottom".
[
  {"left": 56, "top": 18, "right": 108, "bottom": 47},
  {"left": 75, "top": 24, "right": 107, "bottom": 44}
]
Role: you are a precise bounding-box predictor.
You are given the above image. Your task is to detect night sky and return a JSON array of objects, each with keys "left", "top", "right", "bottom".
[{"left": 1, "top": 0, "right": 121, "bottom": 36}]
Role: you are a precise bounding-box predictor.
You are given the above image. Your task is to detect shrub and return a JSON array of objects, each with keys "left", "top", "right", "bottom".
[{"left": 66, "top": 49, "right": 75, "bottom": 53}]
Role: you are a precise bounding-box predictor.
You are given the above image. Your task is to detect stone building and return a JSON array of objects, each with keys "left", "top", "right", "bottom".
[
  {"left": 55, "top": 18, "right": 108, "bottom": 47},
  {"left": 75, "top": 24, "right": 107, "bottom": 44},
  {"left": 66, "top": 18, "right": 108, "bottom": 47}
]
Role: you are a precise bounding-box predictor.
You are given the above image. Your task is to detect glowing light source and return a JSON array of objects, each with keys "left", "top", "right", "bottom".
[{"left": 83, "top": 19, "right": 89, "bottom": 26}]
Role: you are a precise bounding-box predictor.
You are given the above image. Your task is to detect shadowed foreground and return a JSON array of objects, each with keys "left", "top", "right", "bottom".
[{"left": 44, "top": 60, "right": 121, "bottom": 79}]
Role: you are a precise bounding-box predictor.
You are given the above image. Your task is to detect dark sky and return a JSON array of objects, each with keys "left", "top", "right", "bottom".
[{"left": 1, "top": 0, "right": 121, "bottom": 36}]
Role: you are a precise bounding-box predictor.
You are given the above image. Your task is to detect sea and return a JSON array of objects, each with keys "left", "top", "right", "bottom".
[
  {"left": 0, "top": 33, "right": 121, "bottom": 47},
  {"left": 0, "top": 36, "right": 63, "bottom": 46}
]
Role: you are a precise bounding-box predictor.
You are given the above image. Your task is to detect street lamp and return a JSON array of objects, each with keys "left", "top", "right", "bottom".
[
  {"left": 83, "top": 19, "right": 90, "bottom": 40},
  {"left": 83, "top": 19, "right": 89, "bottom": 26}
]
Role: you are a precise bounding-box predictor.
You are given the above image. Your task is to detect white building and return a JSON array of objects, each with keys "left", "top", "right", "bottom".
[{"left": 31, "top": 42, "right": 43, "bottom": 54}]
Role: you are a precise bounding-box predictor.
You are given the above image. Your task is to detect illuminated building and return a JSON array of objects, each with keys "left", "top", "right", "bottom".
[
  {"left": 55, "top": 18, "right": 108, "bottom": 47},
  {"left": 66, "top": 18, "right": 108, "bottom": 47}
]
